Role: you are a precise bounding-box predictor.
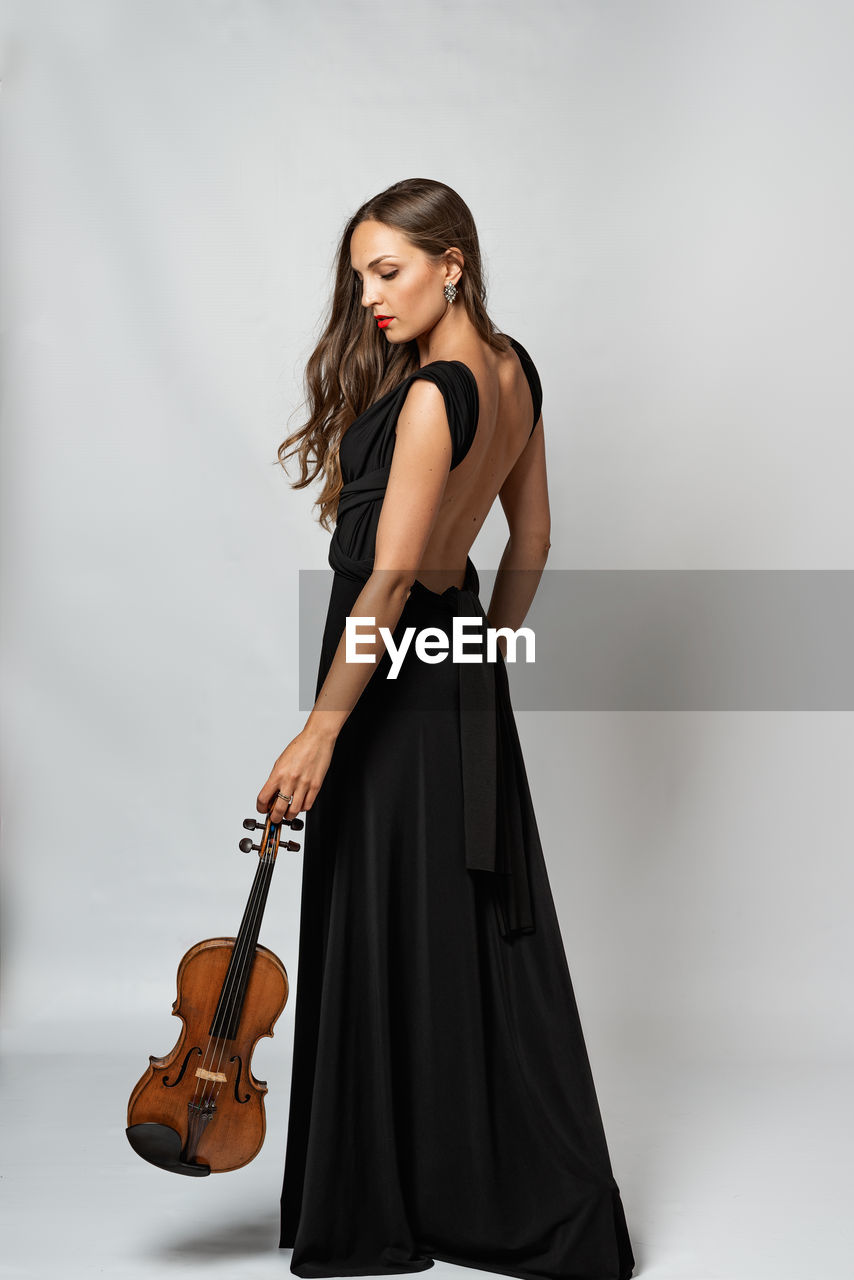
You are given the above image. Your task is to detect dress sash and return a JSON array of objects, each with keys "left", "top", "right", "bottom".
[{"left": 329, "top": 469, "right": 535, "bottom": 939}]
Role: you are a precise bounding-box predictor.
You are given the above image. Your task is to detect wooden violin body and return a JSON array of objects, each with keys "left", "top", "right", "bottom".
[{"left": 126, "top": 813, "right": 300, "bottom": 1176}]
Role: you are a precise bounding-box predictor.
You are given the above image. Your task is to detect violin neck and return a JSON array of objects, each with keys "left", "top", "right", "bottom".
[{"left": 209, "top": 847, "right": 277, "bottom": 1041}]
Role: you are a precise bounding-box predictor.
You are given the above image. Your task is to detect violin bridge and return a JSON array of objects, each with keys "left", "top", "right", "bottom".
[{"left": 194, "top": 1067, "right": 228, "bottom": 1083}]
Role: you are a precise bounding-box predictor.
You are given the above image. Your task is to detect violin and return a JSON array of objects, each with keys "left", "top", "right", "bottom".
[{"left": 126, "top": 811, "right": 301, "bottom": 1176}]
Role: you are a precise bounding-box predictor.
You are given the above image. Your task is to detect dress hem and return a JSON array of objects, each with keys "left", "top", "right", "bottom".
[{"left": 280, "top": 1242, "right": 633, "bottom": 1280}]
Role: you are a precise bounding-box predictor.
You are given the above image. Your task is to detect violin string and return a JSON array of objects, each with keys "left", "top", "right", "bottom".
[
  {"left": 188, "top": 873, "right": 260, "bottom": 1113},
  {"left": 209, "top": 846, "right": 276, "bottom": 1093},
  {"left": 190, "top": 827, "right": 280, "bottom": 1112},
  {"left": 189, "top": 851, "right": 269, "bottom": 1114},
  {"left": 187, "top": 827, "right": 278, "bottom": 1113},
  {"left": 207, "top": 846, "right": 278, "bottom": 1103}
]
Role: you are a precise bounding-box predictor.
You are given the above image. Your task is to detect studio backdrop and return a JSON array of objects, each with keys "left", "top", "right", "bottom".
[{"left": 2, "top": 3, "right": 853, "bottom": 1278}]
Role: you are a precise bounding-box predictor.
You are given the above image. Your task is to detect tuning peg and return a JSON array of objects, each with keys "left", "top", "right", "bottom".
[
  {"left": 239, "top": 838, "right": 261, "bottom": 853},
  {"left": 284, "top": 840, "right": 301, "bottom": 852},
  {"left": 243, "top": 815, "right": 304, "bottom": 831}
]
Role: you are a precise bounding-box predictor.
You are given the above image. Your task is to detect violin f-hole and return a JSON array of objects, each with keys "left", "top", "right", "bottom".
[
  {"left": 162, "top": 1046, "right": 202, "bottom": 1088},
  {"left": 229, "top": 1053, "right": 251, "bottom": 1104}
]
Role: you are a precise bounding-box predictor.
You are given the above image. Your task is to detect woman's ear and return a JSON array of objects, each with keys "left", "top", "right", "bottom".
[{"left": 444, "top": 246, "right": 465, "bottom": 286}]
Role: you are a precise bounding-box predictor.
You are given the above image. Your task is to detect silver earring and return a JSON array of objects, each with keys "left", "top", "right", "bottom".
[{"left": 444, "top": 280, "right": 458, "bottom": 304}]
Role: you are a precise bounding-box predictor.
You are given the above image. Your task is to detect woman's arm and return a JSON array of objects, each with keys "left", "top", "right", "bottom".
[
  {"left": 488, "top": 416, "right": 551, "bottom": 657},
  {"left": 256, "top": 379, "right": 455, "bottom": 821}
]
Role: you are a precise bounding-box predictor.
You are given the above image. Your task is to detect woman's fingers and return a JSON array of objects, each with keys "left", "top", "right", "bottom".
[
  {"left": 256, "top": 730, "right": 335, "bottom": 822},
  {"left": 272, "top": 785, "right": 299, "bottom": 823},
  {"left": 256, "top": 774, "right": 279, "bottom": 816}
]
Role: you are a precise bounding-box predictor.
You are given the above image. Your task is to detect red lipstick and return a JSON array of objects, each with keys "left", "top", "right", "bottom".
[{"left": 376, "top": 316, "right": 393, "bottom": 329}]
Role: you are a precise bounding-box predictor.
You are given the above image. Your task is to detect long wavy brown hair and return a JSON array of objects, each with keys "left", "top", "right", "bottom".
[{"left": 276, "top": 177, "right": 511, "bottom": 532}]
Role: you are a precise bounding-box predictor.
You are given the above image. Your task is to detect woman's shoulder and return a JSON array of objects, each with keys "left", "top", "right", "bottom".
[
  {"left": 399, "top": 359, "right": 479, "bottom": 471},
  {"left": 502, "top": 334, "right": 543, "bottom": 435}
]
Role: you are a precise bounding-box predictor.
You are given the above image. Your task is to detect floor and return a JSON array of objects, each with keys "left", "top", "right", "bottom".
[{"left": 0, "top": 1032, "right": 850, "bottom": 1279}]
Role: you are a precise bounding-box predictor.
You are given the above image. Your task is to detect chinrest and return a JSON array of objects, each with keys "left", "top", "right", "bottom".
[{"left": 126, "top": 1122, "right": 211, "bottom": 1176}]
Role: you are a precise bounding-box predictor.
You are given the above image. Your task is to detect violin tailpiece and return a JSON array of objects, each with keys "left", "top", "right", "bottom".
[{"left": 184, "top": 1097, "right": 216, "bottom": 1165}]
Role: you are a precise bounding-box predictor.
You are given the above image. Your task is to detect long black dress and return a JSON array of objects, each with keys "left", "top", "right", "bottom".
[{"left": 279, "top": 337, "right": 635, "bottom": 1280}]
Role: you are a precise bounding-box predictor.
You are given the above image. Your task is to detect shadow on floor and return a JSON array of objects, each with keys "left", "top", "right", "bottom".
[{"left": 151, "top": 1209, "right": 280, "bottom": 1261}]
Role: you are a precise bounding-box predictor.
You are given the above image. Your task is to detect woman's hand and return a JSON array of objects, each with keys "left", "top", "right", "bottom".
[{"left": 256, "top": 726, "right": 337, "bottom": 824}]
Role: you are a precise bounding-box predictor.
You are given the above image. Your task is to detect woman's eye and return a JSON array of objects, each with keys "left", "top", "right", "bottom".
[{"left": 380, "top": 271, "right": 398, "bottom": 280}]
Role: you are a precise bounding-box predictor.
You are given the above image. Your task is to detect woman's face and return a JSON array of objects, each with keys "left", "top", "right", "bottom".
[{"left": 349, "top": 219, "right": 456, "bottom": 344}]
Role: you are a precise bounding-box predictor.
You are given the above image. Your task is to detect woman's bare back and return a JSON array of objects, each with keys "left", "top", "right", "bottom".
[{"left": 415, "top": 339, "right": 548, "bottom": 594}]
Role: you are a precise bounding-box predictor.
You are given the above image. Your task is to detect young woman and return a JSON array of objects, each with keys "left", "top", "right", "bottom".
[{"left": 257, "top": 177, "right": 636, "bottom": 1280}]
